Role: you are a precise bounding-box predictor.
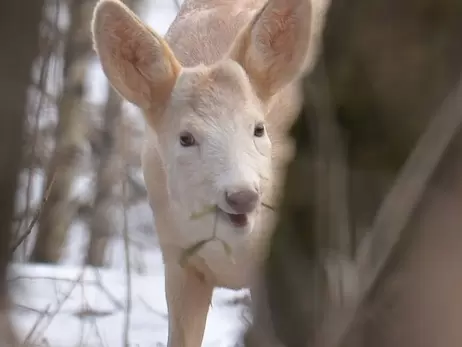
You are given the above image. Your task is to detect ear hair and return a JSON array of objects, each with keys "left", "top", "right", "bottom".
[
  {"left": 228, "top": 0, "right": 312, "bottom": 101},
  {"left": 91, "top": 0, "right": 181, "bottom": 116}
]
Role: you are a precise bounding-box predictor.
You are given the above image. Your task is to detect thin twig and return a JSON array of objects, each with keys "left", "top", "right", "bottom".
[
  {"left": 8, "top": 275, "right": 82, "bottom": 283},
  {"left": 122, "top": 165, "right": 132, "bottom": 347},
  {"left": 23, "top": 303, "right": 52, "bottom": 344},
  {"left": 14, "top": 303, "right": 53, "bottom": 315},
  {"left": 24, "top": 269, "right": 84, "bottom": 345},
  {"left": 88, "top": 318, "right": 108, "bottom": 347},
  {"left": 10, "top": 172, "right": 56, "bottom": 254},
  {"left": 261, "top": 202, "right": 276, "bottom": 211},
  {"left": 179, "top": 209, "right": 234, "bottom": 267},
  {"left": 138, "top": 296, "right": 168, "bottom": 319},
  {"left": 13, "top": 0, "right": 59, "bottom": 253},
  {"left": 172, "top": 0, "right": 181, "bottom": 11},
  {"left": 178, "top": 201, "right": 274, "bottom": 267},
  {"left": 92, "top": 267, "right": 125, "bottom": 309}
]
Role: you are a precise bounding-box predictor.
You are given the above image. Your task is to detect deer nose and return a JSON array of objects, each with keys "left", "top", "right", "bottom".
[{"left": 225, "top": 189, "right": 259, "bottom": 214}]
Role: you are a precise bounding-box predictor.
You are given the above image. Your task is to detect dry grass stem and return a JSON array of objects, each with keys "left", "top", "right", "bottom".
[{"left": 180, "top": 202, "right": 276, "bottom": 267}]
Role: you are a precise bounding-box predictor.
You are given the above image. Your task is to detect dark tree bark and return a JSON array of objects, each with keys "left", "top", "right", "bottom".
[
  {"left": 324, "top": 1, "right": 462, "bottom": 346},
  {"left": 0, "top": 0, "right": 44, "bottom": 344},
  {"left": 246, "top": 0, "right": 462, "bottom": 346}
]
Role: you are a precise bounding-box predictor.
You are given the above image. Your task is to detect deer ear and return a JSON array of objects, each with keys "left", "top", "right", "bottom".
[
  {"left": 229, "top": 0, "right": 312, "bottom": 101},
  {"left": 91, "top": 0, "right": 181, "bottom": 111}
]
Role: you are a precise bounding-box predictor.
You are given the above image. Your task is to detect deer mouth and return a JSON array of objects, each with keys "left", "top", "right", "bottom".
[{"left": 217, "top": 208, "right": 249, "bottom": 228}]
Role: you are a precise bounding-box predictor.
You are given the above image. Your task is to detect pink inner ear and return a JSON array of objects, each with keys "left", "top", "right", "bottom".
[
  {"left": 106, "top": 17, "right": 144, "bottom": 63},
  {"left": 255, "top": 7, "right": 298, "bottom": 57},
  {"left": 118, "top": 37, "right": 140, "bottom": 65}
]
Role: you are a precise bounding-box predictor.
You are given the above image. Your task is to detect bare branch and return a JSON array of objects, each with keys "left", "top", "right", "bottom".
[
  {"left": 10, "top": 172, "right": 56, "bottom": 254},
  {"left": 122, "top": 165, "right": 132, "bottom": 347}
]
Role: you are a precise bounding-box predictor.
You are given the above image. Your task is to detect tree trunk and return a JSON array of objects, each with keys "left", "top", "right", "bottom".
[
  {"left": 31, "top": 0, "right": 97, "bottom": 263},
  {"left": 0, "top": 0, "right": 44, "bottom": 343},
  {"left": 323, "top": 1, "right": 462, "bottom": 346},
  {"left": 245, "top": 0, "right": 462, "bottom": 346},
  {"left": 85, "top": 0, "right": 140, "bottom": 267},
  {"left": 86, "top": 87, "right": 124, "bottom": 267}
]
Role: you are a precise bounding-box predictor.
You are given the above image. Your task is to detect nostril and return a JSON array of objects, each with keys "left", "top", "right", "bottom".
[{"left": 225, "top": 189, "right": 259, "bottom": 214}]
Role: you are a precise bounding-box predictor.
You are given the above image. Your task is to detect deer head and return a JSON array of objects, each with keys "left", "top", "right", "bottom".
[{"left": 91, "top": 0, "right": 311, "bottom": 239}]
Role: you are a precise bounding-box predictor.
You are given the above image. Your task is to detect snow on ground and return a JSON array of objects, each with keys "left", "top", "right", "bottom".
[{"left": 9, "top": 259, "right": 251, "bottom": 347}]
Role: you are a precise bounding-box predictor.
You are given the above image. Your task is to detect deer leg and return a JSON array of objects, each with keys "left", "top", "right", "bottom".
[{"left": 164, "top": 261, "right": 214, "bottom": 347}]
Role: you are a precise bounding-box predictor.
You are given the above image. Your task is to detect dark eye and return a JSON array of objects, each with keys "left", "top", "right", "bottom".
[
  {"left": 254, "top": 123, "right": 265, "bottom": 137},
  {"left": 179, "top": 131, "right": 196, "bottom": 147}
]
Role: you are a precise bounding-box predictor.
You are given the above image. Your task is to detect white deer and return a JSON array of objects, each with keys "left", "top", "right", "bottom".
[{"left": 91, "top": 0, "right": 322, "bottom": 345}]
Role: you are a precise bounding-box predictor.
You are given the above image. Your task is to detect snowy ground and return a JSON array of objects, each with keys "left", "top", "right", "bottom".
[
  {"left": 9, "top": 1, "right": 252, "bottom": 346},
  {"left": 9, "top": 260, "right": 250, "bottom": 347}
]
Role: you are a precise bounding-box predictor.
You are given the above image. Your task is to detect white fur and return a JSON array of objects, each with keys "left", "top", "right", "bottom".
[
  {"left": 149, "top": 60, "right": 272, "bottom": 286},
  {"left": 91, "top": 0, "right": 329, "bottom": 345}
]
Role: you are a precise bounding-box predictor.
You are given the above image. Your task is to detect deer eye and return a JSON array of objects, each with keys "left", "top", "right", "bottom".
[
  {"left": 254, "top": 123, "right": 265, "bottom": 137},
  {"left": 179, "top": 131, "right": 196, "bottom": 147}
]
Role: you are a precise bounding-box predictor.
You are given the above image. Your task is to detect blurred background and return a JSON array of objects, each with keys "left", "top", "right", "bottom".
[{"left": 15, "top": 0, "right": 177, "bottom": 273}]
